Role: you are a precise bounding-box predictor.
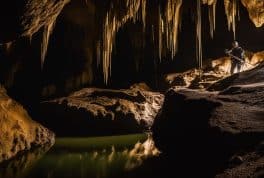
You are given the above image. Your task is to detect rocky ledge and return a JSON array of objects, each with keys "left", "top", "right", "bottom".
[
  {"left": 162, "top": 51, "right": 264, "bottom": 90},
  {"left": 0, "top": 86, "right": 55, "bottom": 163},
  {"left": 153, "top": 62, "right": 264, "bottom": 177},
  {"left": 40, "top": 87, "right": 164, "bottom": 136}
]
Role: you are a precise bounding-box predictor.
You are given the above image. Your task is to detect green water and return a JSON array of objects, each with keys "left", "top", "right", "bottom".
[{"left": 0, "top": 134, "right": 156, "bottom": 178}]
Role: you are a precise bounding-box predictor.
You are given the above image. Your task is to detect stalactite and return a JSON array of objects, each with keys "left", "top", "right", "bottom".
[
  {"left": 196, "top": 0, "right": 203, "bottom": 70},
  {"left": 141, "top": 0, "right": 146, "bottom": 31},
  {"left": 224, "top": 0, "right": 238, "bottom": 39},
  {"left": 29, "top": 34, "right": 33, "bottom": 44},
  {"left": 97, "top": 0, "right": 263, "bottom": 84},
  {"left": 158, "top": 0, "right": 182, "bottom": 60},
  {"left": 166, "top": 0, "right": 182, "bottom": 58},
  {"left": 178, "top": 6, "right": 183, "bottom": 32},
  {"left": 237, "top": 1, "right": 240, "bottom": 21},
  {"left": 152, "top": 25, "right": 155, "bottom": 42},
  {"left": 208, "top": 0, "right": 217, "bottom": 38},
  {"left": 241, "top": 0, "right": 264, "bottom": 28},
  {"left": 100, "top": 0, "right": 143, "bottom": 84},
  {"left": 96, "top": 41, "right": 101, "bottom": 67},
  {"left": 99, "top": 0, "right": 184, "bottom": 84},
  {"left": 41, "top": 19, "right": 56, "bottom": 68},
  {"left": 158, "top": 9, "right": 163, "bottom": 61},
  {"left": 202, "top": 0, "right": 217, "bottom": 38},
  {"left": 3, "top": 42, "right": 13, "bottom": 55}
]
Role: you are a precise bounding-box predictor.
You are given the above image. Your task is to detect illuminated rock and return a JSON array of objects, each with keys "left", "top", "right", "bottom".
[
  {"left": 202, "top": 0, "right": 217, "bottom": 5},
  {"left": 208, "top": 61, "right": 264, "bottom": 91},
  {"left": 0, "top": 86, "right": 55, "bottom": 163},
  {"left": 0, "top": 0, "right": 69, "bottom": 43},
  {"left": 241, "top": 0, "right": 264, "bottom": 27},
  {"left": 40, "top": 87, "right": 164, "bottom": 136},
  {"left": 162, "top": 51, "right": 264, "bottom": 90},
  {"left": 250, "top": 51, "right": 264, "bottom": 65}
]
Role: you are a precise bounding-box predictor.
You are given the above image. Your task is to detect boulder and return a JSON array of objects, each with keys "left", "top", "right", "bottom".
[
  {"left": 40, "top": 87, "right": 164, "bottom": 136},
  {"left": 152, "top": 63, "right": 264, "bottom": 177},
  {"left": 0, "top": 86, "right": 55, "bottom": 163}
]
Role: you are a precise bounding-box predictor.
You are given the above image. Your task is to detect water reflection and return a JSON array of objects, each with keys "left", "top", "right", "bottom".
[
  {"left": 0, "top": 134, "right": 160, "bottom": 178},
  {"left": 0, "top": 144, "right": 53, "bottom": 178}
]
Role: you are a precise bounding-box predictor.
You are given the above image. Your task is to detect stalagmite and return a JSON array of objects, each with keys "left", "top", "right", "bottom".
[
  {"left": 224, "top": 0, "right": 239, "bottom": 39},
  {"left": 41, "top": 19, "right": 56, "bottom": 68},
  {"left": 196, "top": 0, "right": 203, "bottom": 70}
]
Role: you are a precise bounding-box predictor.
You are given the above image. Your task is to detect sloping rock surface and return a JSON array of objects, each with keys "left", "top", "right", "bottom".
[
  {"left": 0, "top": 86, "right": 54, "bottom": 163},
  {"left": 153, "top": 62, "right": 264, "bottom": 177},
  {"left": 163, "top": 51, "right": 264, "bottom": 90}
]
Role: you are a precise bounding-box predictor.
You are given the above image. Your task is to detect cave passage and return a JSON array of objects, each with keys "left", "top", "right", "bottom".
[{"left": 0, "top": 0, "right": 263, "bottom": 178}]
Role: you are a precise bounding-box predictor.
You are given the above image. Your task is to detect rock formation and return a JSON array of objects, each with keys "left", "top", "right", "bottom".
[
  {"left": 0, "top": 0, "right": 69, "bottom": 43},
  {"left": 163, "top": 51, "right": 264, "bottom": 90},
  {"left": 0, "top": 0, "right": 69, "bottom": 164},
  {"left": 241, "top": 0, "right": 264, "bottom": 27},
  {"left": 209, "top": 60, "right": 264, "bottom": 91},
  {"left": 0, "top": 86, "right": 55, "bottom": 163},
  {"left": 40, "top": 87, "right": 164, "bottom": 136},
  {"left": 152, "top": 62, "right": 264, "bottom": 177}
]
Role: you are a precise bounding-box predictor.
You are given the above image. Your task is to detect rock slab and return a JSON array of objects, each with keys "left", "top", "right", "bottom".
[{"left": 41, "top": 88, "right": 164, "bottom": 136}]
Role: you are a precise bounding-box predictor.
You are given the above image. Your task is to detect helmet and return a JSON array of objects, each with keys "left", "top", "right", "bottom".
[{"left": 232, "top": 41, "right": 239, "bottom": 47}]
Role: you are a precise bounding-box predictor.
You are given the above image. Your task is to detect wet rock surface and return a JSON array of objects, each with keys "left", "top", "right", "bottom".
[
  {"left": 153, "top": 62, "right": 264, "bottom": 177},
  {"left": 40, "top": 87, "right": 164, "bottom": 136},
  {"left": 0, "top": 86, "right": 55, "bottom": 163}
]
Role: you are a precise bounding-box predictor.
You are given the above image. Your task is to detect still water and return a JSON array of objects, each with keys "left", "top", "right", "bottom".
[{"left": 0, "top": 134, "right": 160, "bottom": 178}]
